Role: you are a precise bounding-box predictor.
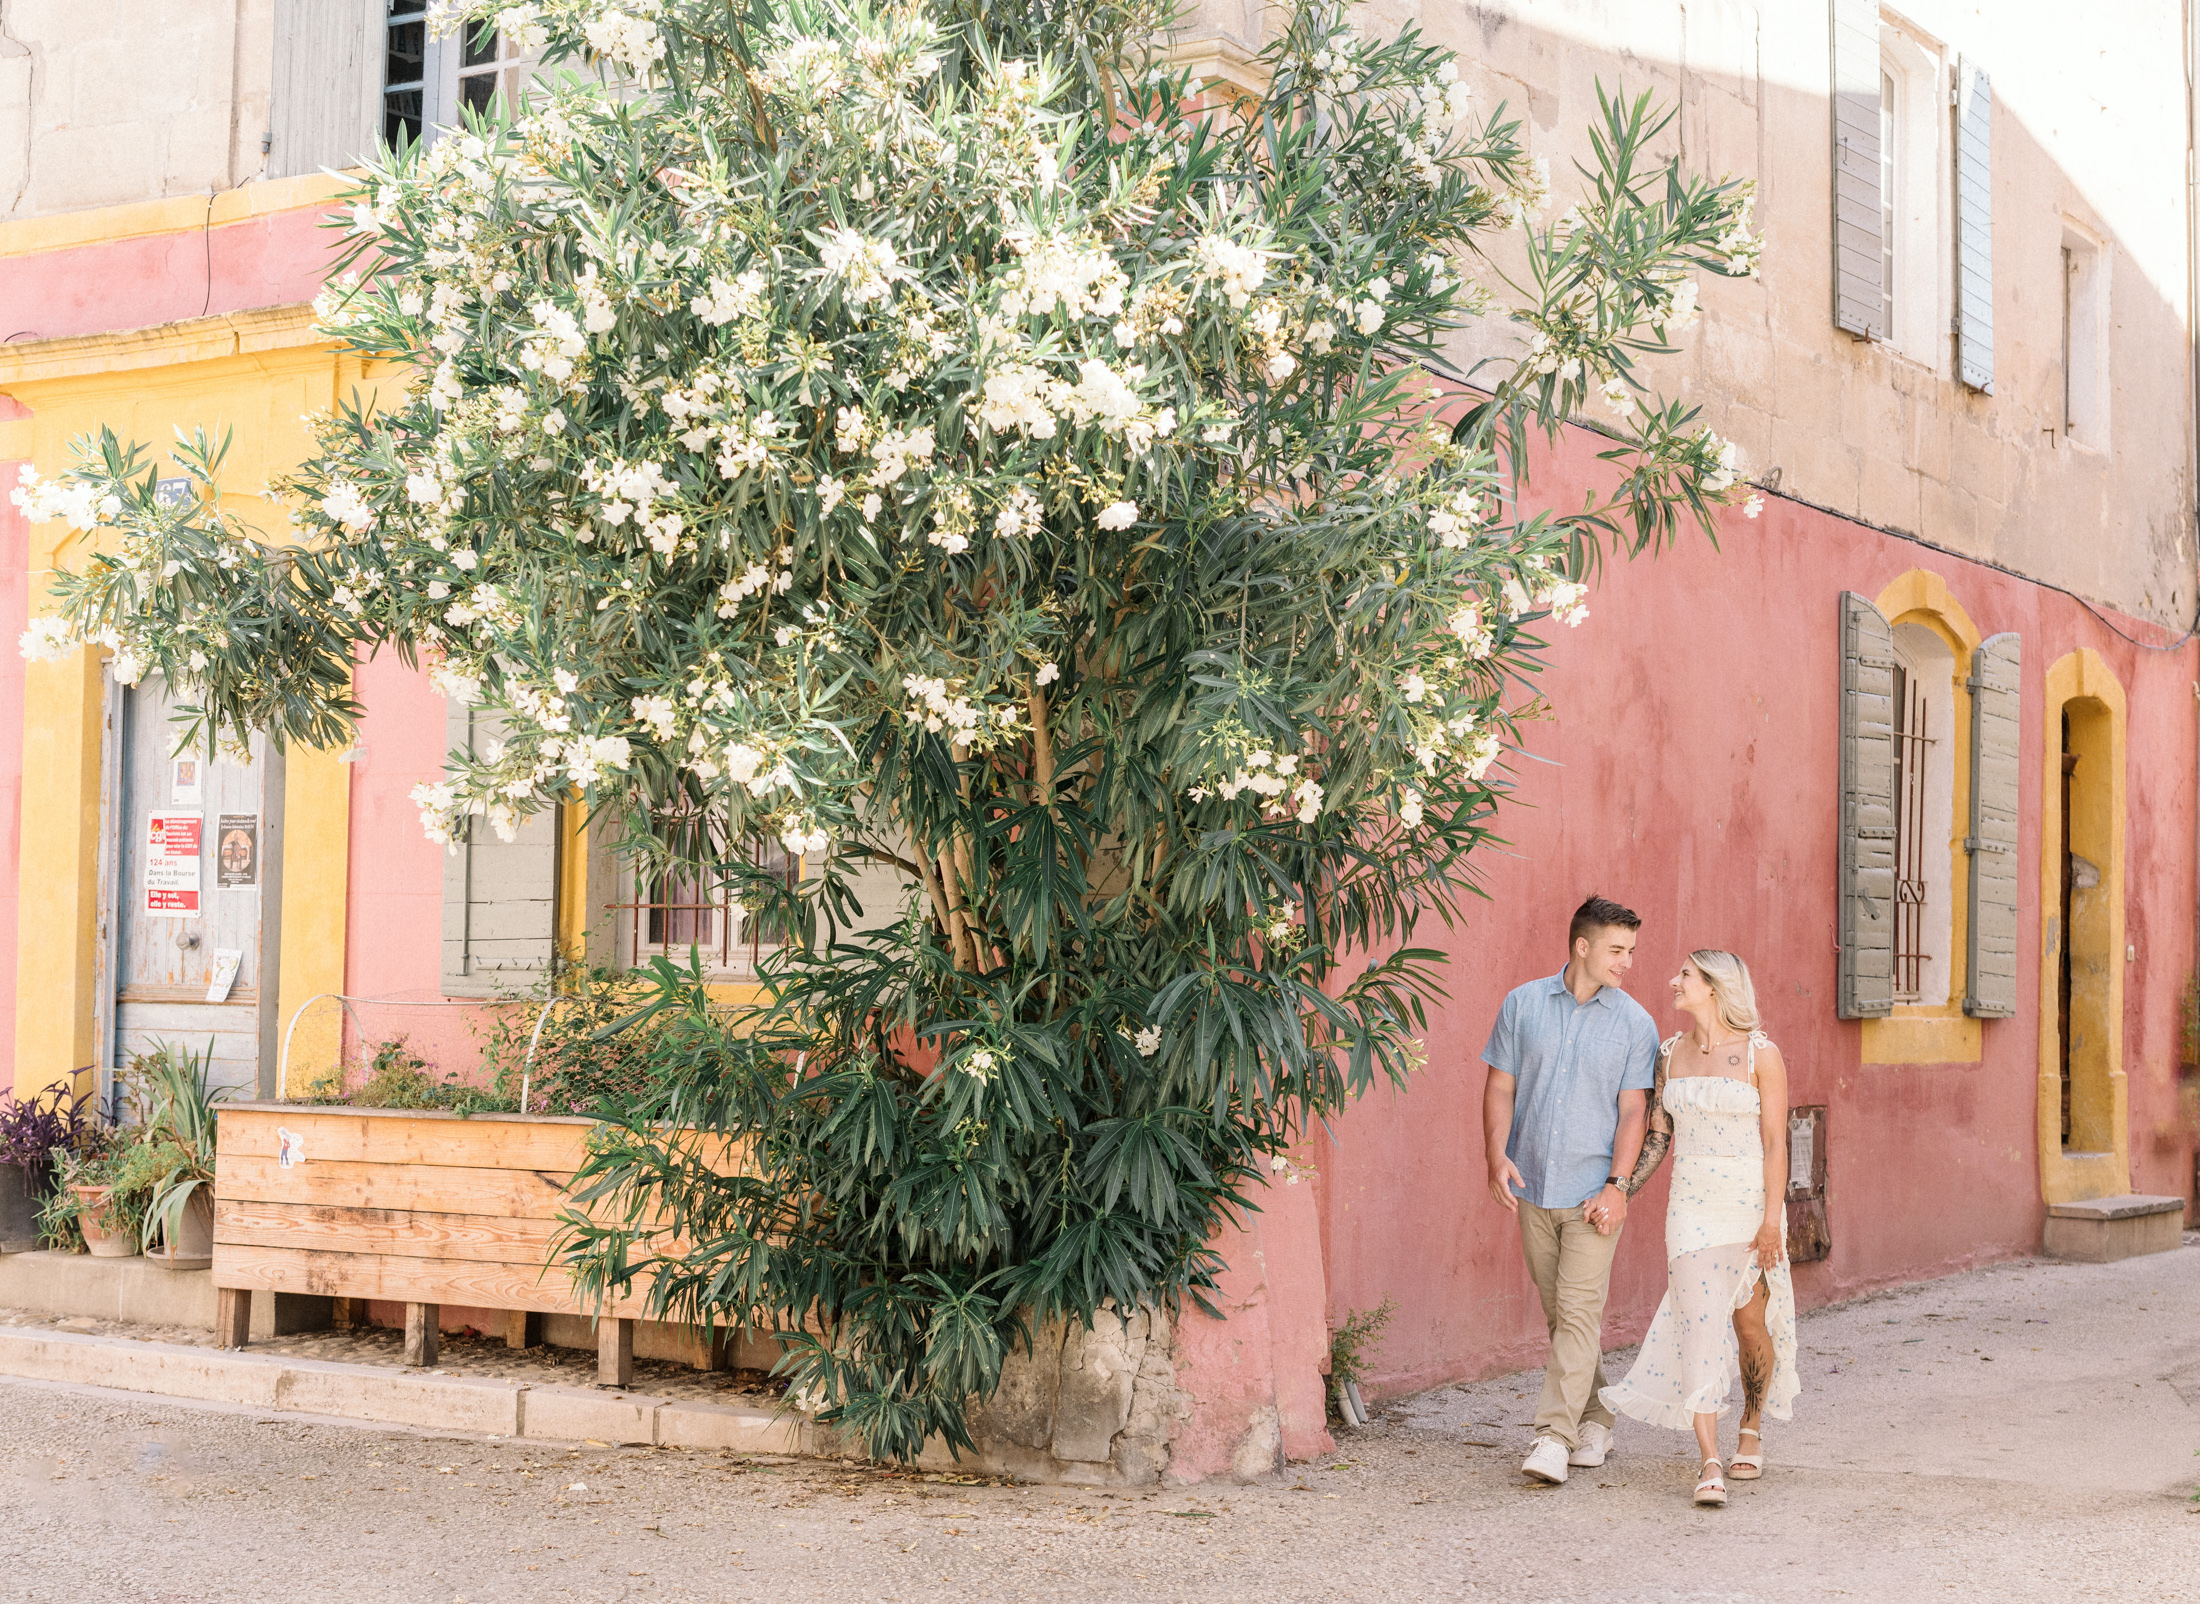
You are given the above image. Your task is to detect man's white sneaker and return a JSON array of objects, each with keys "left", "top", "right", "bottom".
[
  {"left": 1568, "top": 1421, "right": 1612, "bottom": 1467},
  {"left": 1521, "top": 1435, "right": 1570, "bottom": 1484}
]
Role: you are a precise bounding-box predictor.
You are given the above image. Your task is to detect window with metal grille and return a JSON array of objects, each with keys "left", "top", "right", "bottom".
[
  {"left": 606, "top": 812, "right": 798, "bottom": 978},
  {"left": 1890, "top": 663, "right": 1933, "bottom": 1001},
  {"left": 1885, "top": 621, "right": 1958, "bottom": 1007}
]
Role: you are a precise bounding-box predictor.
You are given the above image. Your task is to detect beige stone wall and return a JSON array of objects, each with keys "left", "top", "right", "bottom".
[
  {"left": 1184, "top": 0, "right": 2196, "bottom": 624},
  {"left": 0, "top": 0, "right": 274, "bottom": 220}
]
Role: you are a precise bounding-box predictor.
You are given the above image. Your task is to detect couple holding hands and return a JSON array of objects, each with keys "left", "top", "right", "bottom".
[{"left": 1482, "top": 895, "right": 1801, "bottom": 1507}]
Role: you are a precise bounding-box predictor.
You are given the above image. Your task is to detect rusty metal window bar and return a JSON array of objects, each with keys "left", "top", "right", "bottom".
[
  {"left": 605, "top": 812, "right": 795, "bottom": 976},
  {"left": 1891, "top": 664, "right": 1933, "bottom": 1001}
]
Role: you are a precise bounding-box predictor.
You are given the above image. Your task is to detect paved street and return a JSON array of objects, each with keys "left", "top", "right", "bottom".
[{"left": 0, "top": 1247, "right": 2193, "bottom": 1603}]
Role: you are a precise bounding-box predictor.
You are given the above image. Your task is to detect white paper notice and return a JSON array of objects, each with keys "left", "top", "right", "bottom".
[
  {"left": 170, "top": 756, "right": 204, "bottom": 805},
  {"left": 205, "top": 948, "right": 242, "bottom": 1003},
  {"left": 1788, "top": 1114, "right": 1815, "bottom": 1192},
  {"left": 144, "top": 812, "right": 203, "bottom": 917}
]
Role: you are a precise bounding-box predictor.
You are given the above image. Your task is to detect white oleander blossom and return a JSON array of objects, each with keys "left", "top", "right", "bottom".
[
  {"left": 18, "top": 616, "right": 76, "bottom": 663},
  {"left": 977, "top": 363, "right": 1061, "bottom": 438},
  {"left": 690, "top": 269, "right": 767, "bottom": 326},
  {"left": 1193, "top": 234, "right": 1270, "bottom": 308},
  {"left": 320, "top": 481, "right": 376, "bottom": 534},
  {"left": 10, "top": 466, "right": 105, "bottom": 531},
  {"left": 778, "top": 811, "right": 830, "bottom": 855},
  {"left": 997, "top": 233, "right": 1126, "bottom": 322},
  {"left": 1700, "top": 434, "right": 1743, "bottom": 494},
  {"left": 580, "top": 2, "right": 666, "bottom": 75},
  {"left": 819, "top": 228, "right": 907, "bottom": 308}
]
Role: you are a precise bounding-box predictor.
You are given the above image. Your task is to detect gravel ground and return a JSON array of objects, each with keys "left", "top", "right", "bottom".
[{"left": 0, "top": 1247, "right": 2193, "bottom": 1603}]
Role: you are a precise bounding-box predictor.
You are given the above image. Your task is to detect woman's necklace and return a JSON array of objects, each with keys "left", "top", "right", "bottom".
[{"left": 1695, "top": 1025, "right": 1742, "bottom": 1055}]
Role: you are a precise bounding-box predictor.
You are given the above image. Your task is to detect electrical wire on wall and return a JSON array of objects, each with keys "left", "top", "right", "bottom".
[
  {"left": 199, "top": 190, "right": 216, "bottom": 318},
  {"left": 1758, "top": 480, "right": 2200, "bottom": 654}
]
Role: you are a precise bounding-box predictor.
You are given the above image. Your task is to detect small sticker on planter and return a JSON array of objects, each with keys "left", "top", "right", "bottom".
[{"left": 276, "top": 1127, "right": 305, "bottom": 1168}]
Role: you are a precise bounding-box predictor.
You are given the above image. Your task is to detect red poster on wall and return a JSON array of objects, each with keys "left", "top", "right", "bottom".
[{"left": 144, "top": 812, "right": 202, "bottom": 917}]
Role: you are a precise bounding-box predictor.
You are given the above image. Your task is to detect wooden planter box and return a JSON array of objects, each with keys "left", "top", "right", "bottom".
[{"left": 212, "top": 1103, "right": 741, "bottom": 1384}]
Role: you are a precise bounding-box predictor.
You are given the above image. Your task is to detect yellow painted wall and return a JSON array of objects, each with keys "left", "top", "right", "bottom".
[
  {"left": 2037, "top": 649, "right": 2129, "bottom": 1204},
  {"left": 0, "top": 308, "right": 376, "bottom": 1097}
]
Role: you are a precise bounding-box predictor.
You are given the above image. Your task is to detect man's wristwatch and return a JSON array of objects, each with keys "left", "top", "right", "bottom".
[{"left": 1604, "top": 1175, "right": 1626, "bottom": 1191}]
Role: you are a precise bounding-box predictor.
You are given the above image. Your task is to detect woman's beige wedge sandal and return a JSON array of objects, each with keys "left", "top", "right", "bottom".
[
  {"left": 1730, "top": 1427, "right": 1763, "bottom": 1480},
  {"left": 1694, "top": 1458, "right": 1728, "bottom": 1507}
]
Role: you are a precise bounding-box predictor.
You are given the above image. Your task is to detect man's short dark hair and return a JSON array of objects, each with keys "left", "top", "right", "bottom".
[{"left": 1569, "top": 894, "right": 1642, "bottom": 953}]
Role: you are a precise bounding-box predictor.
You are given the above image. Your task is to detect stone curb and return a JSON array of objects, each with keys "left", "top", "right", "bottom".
[{"left": 0, "top": 1326, "right": 808, "bottom": 1452}]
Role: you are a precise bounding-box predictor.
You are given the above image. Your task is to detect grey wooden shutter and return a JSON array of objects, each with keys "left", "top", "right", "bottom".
[
  {"left": 440, "top": 702, "right": 559, "bottom": 996},
  {"left": 1964, "top": 632, "right": 2021, "bottom": 1017},
  {"left": 1952, "top": 58, "right": 1995, "bottom": 392},
  {"left": 1830, "top": 0, "right": 1885, "bottom": 339},
  {"left": 267, "top": 0, "right": 379, "bottom": 178},
  {"left": 1838, "top": 593, "right": 1898, "bottom": 1018}
]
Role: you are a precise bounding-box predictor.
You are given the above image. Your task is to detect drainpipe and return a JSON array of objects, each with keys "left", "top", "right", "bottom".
[{"left": 2187, "top": 0, "right": 2200, "bottom": 1206}]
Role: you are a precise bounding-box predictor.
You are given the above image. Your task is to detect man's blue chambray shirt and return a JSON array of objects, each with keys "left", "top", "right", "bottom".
[{"left": 1481, "top": 969, "right": 1659, "bottom": 1210}]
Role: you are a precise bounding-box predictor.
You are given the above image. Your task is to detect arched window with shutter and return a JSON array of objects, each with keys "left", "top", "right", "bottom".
[{"left": 1843, "top": 572, "right": 2015, "bottom": 1062}]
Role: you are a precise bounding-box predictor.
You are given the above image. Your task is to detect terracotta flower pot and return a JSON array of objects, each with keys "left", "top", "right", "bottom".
[
  {"left": 0, "top": 1163, "right": 44, "bottom": 1254},
  {"left": 72, "top": 1184, "right": 136, "bottom": 1257},
  {"left": 150, "top": 1188, "right": 214, "bottom": 1271}
]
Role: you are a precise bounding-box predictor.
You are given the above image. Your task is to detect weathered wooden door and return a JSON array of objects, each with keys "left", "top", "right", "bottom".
[{"left": 112, "top": 678, "right": 284, "bottom": 1099}]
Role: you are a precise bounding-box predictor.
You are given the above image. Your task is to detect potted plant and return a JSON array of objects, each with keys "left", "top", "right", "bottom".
[
  {"left": 128, "top": 1041, "right": 229, "bottom": 1269},
  {"left": 45, "top": 1131, "right": 140, "bottom": 1257},
  {"left": 0, "top": 1084, "right": 86, "bottom": 1253}
]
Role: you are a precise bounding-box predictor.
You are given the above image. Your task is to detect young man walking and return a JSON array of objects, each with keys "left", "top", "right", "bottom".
[{"left": 1482, "top": 894, "right": 1659, "bottom": 1485}]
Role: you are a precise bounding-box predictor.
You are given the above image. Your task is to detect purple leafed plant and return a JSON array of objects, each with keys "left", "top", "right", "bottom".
[{"left": 0, "top": 1085, "right": 91, "bottom": 1174}]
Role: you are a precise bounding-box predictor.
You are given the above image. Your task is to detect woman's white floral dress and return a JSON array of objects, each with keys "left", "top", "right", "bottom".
[{"left": 1602, "top": 1032, "right": 1801, "bottom": 1431}]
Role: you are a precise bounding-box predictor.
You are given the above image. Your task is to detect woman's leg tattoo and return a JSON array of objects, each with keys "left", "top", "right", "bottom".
[{"left": 1739, "top": 1337, "right": 1771, "bottom": 1417}]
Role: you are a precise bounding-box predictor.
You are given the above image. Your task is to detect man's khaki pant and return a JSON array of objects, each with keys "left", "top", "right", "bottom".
[{"left": 1517, "top": 1198, "right": 1622, "bottom": 1450}]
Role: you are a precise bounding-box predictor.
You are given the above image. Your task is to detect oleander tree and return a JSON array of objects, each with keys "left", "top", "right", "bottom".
[{"left": 11, "top": 0, "right": 1761, "bottom": 1459}]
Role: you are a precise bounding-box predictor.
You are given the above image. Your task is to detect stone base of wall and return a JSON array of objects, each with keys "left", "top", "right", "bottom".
[
  {"left": 919, "top": 1304, "right": 1184, "bottom": 1485},
  {"left": 2042, "top": 1193, "right": 2185, "bottom": 1262},
  {"left": 920, "top": 1172, "right": 1337, "bottom": 1486}
]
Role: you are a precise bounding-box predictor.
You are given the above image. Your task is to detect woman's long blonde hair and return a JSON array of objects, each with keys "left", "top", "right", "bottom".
[{"left": 1690, "top": 948, "right": 1762, "bottom": 1033}]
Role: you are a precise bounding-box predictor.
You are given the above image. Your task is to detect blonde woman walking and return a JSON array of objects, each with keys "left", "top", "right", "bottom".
[{"left": 1600, "top": 950, "right": 1800, "bottom": 1506}]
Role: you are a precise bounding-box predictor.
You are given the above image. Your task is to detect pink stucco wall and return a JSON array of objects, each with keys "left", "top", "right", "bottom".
[
  {"left": 1315, "top": 434, "right": 2200, "bottom": 1403},
  {"left": 1168, "top": 1173, "right": 1335, "bottom": 1481},
  {"left": 0, "top": 208, "right": 336, "bottom": 344},
  {"left": 337, "top": 650, "right": 488, "bottom": 1078}
]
